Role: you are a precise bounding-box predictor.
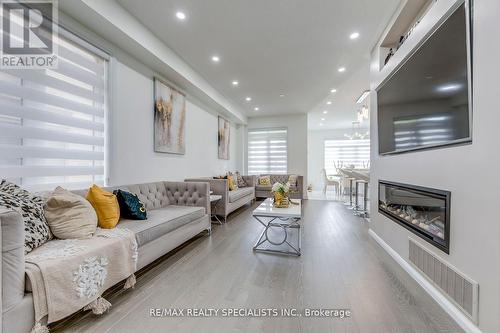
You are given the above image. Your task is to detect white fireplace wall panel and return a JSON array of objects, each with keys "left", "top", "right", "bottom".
[{"left": 369, "top": 0, "right": 500, "bottom": 331}]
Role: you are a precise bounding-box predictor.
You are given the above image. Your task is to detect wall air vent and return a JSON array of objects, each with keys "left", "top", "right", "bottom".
[{"left": 409, "top": 238, "right": 478, "bottom": 323}]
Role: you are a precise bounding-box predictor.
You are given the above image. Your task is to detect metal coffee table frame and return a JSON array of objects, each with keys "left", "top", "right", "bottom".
[
  {"left": 253, "top": 215, "right": 301, "bottom": 256},
  {"left": 210, "top": 194, "right": 223, "bottom": 225}
]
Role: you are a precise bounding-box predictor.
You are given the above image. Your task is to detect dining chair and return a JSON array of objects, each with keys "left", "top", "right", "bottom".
[{"left": 322, "top": 168, "right": 340, "bottom": 195}]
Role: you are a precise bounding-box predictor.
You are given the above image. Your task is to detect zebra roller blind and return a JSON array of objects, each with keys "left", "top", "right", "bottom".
[
  {"left": 248, "top": 128, "right": 287, "bottom": 175},
  {"left": 324, "top": 139, "right": 370, "bottom": 174},
  {"left": 0, "top": 27, "right": 109, "bottom": 191}
]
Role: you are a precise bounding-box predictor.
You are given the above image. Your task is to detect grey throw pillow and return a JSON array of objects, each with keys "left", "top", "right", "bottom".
[
  {"left": 235, "top": 171, "right": 247, "bottom": 187},
  {"left": 44, "top": 187, "right": 97, "bottom": 239},
  {"left": 0, "top": 180, "right": 52, "bottom": 253}
]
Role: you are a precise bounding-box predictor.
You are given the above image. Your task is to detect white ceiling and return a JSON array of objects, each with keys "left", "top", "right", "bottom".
[
  {"left": 116, "top": 0, "right": 400, "bottom": 127},
  {"left": 308, "top": 63, "right": 371, "bottom": 130}
]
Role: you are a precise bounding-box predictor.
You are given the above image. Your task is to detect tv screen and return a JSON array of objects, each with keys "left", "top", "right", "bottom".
[{"left": 377, "top": 3, "right": 471, "bottom": 155}]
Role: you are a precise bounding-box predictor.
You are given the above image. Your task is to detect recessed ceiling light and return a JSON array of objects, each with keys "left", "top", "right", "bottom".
[
  {"left": 319, "top": 123, "right": 323, "bottom": 126},
  {"left": 323, "top": 110, "right": 328, "bottom": 114},
  {"left": 254, "top": 107, "right": 259, "bottom": 111},
  {"left": 245, "top": 97, "right": 252, "bottom": 101},
  {"left": 350, "top": 32, "right": 360, "bottom": 40},
  {"left": 330, "top": 89, "right": 337, "bottom": 93},
  {"left": 176, "top": 11, "right": 186, "bottom": 20},
  {"left": 326, "top": 101, "right": 332, "bottom": 105},
  {"left": 232, "top": 80, "right": 239, "bottom": 86},
  {"left": 338, "top": 67, "right": 346, "bottom": 73},
  {"left": 279, "top": 94, "right": 285, "bottom": 97},
  {"left": 321, "top": 118, "right": 325, "bottom": 121},
  {"left": 211, "top": 55, "right": 220, "bottom": 62}
]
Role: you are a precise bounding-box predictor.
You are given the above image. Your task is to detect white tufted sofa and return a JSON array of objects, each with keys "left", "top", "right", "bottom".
[
  {"left": 255, "top": 174, "right": 304, "bottom": 199},
  {"left": 185, "top": 176, "right": 256, "bottom": 223},
  {"left": 1, "top": 181, "right": 211, "bottom": 333}
]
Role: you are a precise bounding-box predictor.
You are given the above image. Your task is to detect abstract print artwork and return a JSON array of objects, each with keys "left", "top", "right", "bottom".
[
  {"left": 218, "top": 116, "right": 230, "bottom": 160},
  {"left": 154, "top": 78, "right": 186, "bottom": 154}
]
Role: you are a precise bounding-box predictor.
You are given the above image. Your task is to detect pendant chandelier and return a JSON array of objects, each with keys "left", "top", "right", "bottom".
[
  {"left": 344, "top": 121, "right": 370, "bottom": 140},
  {"left": 357, "top": 105, "right": 369, "bottom": 123}
]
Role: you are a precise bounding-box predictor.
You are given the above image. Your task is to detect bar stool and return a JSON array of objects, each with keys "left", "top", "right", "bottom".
[
  {"left": 345, "top": 177, "right": 356, "bottom": 209},
  {"left": 354, "top": 180, "right": 369, "bottom": 217}
]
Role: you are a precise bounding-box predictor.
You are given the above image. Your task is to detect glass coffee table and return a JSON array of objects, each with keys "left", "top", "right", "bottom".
[{"left": 252, "top": 198, "right": 302, "bottom": 256}]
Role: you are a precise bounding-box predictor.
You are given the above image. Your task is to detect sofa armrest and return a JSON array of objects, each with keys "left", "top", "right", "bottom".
[
  {"left": 185, "top": 178, "right": 229, "bottom": 204},
  {"left": 287, "top": 176, "right": 304, "bottom": 199},
  {"left": 0, "top": 209, "right": 26, "bottom": 316},
  {"left": 296, "top": 176, "right": 304, "bottom": 199},
  {"left": 242, "top": 175, "right": 256, "bottom": 187},
  {"left": 163, "top": 181, "right": 210, "bottom": 214}
]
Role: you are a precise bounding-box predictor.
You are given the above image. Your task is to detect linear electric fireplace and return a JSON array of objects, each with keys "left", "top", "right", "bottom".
[{"left": 378, "top": 181, "right": 450, "bottom": 253}]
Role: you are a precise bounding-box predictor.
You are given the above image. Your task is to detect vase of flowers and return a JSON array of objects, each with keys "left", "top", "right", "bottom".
[{"left": 272, "top": 182, "right": 290, "bottom": 207}]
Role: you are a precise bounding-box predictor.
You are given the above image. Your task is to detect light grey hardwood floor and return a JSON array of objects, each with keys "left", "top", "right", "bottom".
[{"left": 52, "top": 200, "right": 463, "bottom": 333}]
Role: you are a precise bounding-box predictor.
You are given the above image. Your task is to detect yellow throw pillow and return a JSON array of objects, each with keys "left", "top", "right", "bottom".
[
  {"left": 86, "top": 185, "right": 120, "bottom": 229},
  {"left": 227, "top": 175, "right": 236, "bottom": 191},
  {"left": 259, "top": 175, "right": 271, "bottom": 185}
]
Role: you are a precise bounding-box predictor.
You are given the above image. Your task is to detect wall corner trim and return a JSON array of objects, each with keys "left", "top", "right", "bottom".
[{"left": 368, "top": 228, "right": 482, "bottom": 333}]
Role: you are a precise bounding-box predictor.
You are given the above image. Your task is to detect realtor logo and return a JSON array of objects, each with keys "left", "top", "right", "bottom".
[{"left": 1, "top": 0, "right": 58, "bottom": 68}]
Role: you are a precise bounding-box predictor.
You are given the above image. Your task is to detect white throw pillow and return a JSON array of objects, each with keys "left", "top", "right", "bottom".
[{"left": 44, "top": 187, "right": 97, "bottom": 239}]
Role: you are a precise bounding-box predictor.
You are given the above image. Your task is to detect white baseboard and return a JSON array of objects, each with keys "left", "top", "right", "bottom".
[{"left": 368, "top": 228, "right": 482, "bottom": 333}]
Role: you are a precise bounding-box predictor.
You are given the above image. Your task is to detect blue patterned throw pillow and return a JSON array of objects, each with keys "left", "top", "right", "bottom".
[{"left": 113, "top": 189, "right": 147, "bottom": 220}]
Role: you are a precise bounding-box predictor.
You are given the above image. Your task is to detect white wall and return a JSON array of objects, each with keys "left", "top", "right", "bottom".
[
  {"left": 307, "top": 129, "right": 353, "bottom": 190},
  {"left": 108, "top": 61, "right": 240, "bottom": 185},
  {"left": 56, "top": 11, "right": 242, "bottom": 187},
  {"left": 246, "top": 115, "right": 308, "bottom": 191},
  {"left": 370, "top": 0, "right": 500, "bottom": 332}
]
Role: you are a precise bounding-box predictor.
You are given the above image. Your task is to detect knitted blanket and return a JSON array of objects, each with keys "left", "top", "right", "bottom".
[{"left": 25, "top": 228, "right": 138, "bottom": 331}]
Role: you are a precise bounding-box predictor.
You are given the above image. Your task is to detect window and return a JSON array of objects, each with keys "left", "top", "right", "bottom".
[
  {"left": 0, "top": 28, "right": 109, "bottom": 191},
  {"left": 324, "top": 139, "right": 370, "bottom": 174},
  {"left": 248, "top": 128, "right": 287, "bottom": 175}
]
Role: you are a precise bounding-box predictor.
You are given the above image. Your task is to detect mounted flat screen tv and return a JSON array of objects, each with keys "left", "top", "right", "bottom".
[{"left": 377, "top": 2, "right": 472, "bottom": 155}]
